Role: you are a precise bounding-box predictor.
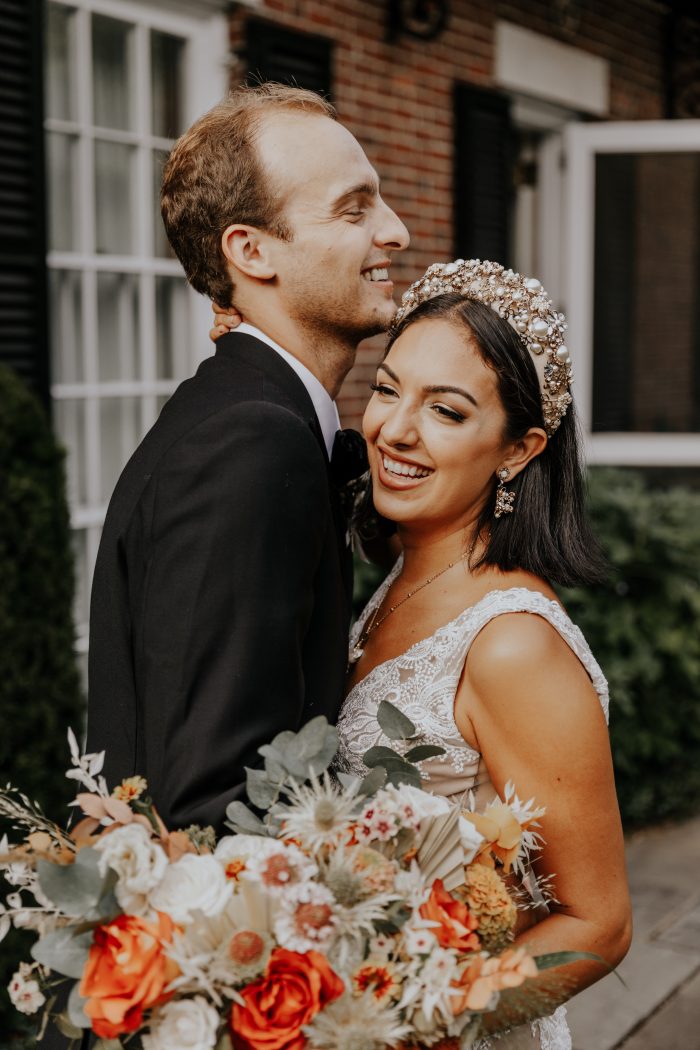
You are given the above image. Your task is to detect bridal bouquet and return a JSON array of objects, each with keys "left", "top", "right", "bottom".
[{"left": 0, "top": 704, "right": 587, "bottom": 1049}]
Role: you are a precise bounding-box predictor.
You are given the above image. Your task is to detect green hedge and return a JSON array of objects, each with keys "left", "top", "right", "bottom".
[
  {"left": 352, "top": 467, "right": 700, "bottom": 830},
  {"left": 560, "top": 468, "right": 700, "bottom": 828},
  {"left": 0, "top": 365, "right": 83, "bottom": 1043}
]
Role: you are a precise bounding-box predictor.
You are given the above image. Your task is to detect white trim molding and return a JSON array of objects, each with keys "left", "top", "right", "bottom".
[
  {"left": 564, "top": 119, "right": 700, "bottom": 467},
  {"left": 495, "top": 21, "right": 609, "bottom": 117}
]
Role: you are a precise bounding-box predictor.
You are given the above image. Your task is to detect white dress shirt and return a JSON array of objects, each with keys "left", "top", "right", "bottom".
[{"left": 235, "top": 323, "right": 340, "bottom": 459}]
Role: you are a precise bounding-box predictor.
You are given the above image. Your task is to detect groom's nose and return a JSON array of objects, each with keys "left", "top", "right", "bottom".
[{"left": 375, "top": 199, "right": 410, "bottom": 252}]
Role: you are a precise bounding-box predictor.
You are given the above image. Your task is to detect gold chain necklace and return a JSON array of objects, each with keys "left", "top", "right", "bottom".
[{"left": 349, "top": 544, "right": 474, "bottom": 666}]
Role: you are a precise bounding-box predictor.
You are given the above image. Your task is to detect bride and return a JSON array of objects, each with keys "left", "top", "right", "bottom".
[
  {"left": 213, "top": 259, "right": 632, "bottom": 1047},
  {"left": 337, "top": 260, "right": 630, "bottom": 1048}
]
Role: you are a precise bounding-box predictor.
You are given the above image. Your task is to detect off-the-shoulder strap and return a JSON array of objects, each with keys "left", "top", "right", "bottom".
[{"left": 464, "top": 588, "right": 609, "bottom": 723}]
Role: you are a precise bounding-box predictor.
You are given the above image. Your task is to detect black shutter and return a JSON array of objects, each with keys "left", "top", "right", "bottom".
[
  {"left": 245, "top": 18, "right": 332, "bottom": 100},
  {"left": 0, "top": 0, "right": 49, "bottom": 404},
  {"left": 454, "top": 85, "right": 514, "bottom": 265}
]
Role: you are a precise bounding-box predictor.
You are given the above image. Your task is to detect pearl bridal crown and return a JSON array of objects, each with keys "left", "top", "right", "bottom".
[{"left": 391, "top": 259, "right": 573, "bottom": 436}]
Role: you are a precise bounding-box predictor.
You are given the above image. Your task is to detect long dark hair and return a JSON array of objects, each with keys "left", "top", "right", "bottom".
[{"left": 385, "top": 294, "right": 606, "bottom": 587}]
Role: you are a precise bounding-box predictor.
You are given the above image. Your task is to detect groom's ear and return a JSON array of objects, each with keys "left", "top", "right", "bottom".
[{"left": 221, "top": 224, "right": 277, "bottom": 281}]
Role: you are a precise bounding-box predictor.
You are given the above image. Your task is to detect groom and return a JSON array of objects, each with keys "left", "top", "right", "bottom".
[{"left": 85, "top": 84, "right": 409, "bottom": 834}]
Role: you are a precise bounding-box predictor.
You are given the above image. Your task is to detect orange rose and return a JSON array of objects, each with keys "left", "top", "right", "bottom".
[
  {"left": 419, "top": 879, "right": 480, "bottom": 953},
  {"left": 80, "top": 911, "right": 179, "bottom": 1038},
  {"left": 231, "top": 947, "right": 344, "bottom": 1050}
]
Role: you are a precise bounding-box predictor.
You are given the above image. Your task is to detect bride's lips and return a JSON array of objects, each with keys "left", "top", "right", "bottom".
[{"left": 375, "top": 449, "right": 434, "bottom": 490}]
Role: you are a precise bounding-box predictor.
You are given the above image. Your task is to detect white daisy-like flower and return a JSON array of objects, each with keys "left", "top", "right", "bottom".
[
  {"left": 243, "top": 841, "right": 317, "bottom": 896},
  {"left": 380, "top": 784, "right": 450, "bottom": 830},
  {"left": 273, "top": 880, "right": 338, "bottom": 953},
  {"left": 502, "top": 781, "right": 546, "bottom": 874},
  {"left": 303, "top": 991, "right": 410, "bottom": 1050},
  {"left": 402, "top": 921, "right": 438, "bottom": 957},
  {"left": 394, "top": 861, "right": 431, "bottom": 910},
  {"left": 278, "top": 772, "right": 359, "bottom": 852}
]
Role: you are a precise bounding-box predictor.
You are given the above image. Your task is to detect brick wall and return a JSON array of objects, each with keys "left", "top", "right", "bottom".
[{"left": 227, "top": 0, "right": 668, "bottom": 428}]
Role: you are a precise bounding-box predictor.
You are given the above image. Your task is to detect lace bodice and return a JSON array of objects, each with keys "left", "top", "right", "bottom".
[{"left": 335, "top": 556, "right": 609, "bottom": 1050}]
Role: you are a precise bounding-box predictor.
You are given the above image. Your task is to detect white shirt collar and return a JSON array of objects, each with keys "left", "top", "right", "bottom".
[{"left": 235, "top": 323, "right": 340, "bottom": 458}]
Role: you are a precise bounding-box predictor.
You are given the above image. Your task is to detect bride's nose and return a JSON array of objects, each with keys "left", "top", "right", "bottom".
[{"left": 379, "top": 401, "right": 420, "bottom": 448}]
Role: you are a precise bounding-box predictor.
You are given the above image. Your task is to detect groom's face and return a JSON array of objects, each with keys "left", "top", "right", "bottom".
[{"left": 256, "top": 113, "right": 409, "bottom": 340}]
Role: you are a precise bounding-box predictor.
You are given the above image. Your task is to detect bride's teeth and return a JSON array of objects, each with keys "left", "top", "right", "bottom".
[{"left": 382, "top": 455, "right": 431, "bottom": 479}]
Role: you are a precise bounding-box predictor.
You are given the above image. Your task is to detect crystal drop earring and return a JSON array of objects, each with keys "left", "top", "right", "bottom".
[{"left": 494, "top": 467, "right": 516, "bottom": 518}]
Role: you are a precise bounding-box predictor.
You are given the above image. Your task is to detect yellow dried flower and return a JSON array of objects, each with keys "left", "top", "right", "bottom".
[
  {"left": 112, "top": 776, "right": 147, "bottom": 802},
  {"left": 463, "top": 862, "right": 517, "bottom": 952}
]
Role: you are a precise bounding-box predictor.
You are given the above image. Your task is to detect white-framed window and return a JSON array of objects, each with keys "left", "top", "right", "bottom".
[
  {"left": 44, "top": 0, "right": 229, "bottom": 673},
  {"left": 564, "top": 120, "right": 700, "bottom": 466}
]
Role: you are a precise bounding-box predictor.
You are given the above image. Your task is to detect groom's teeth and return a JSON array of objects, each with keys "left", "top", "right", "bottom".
[
  {"left": 382, "top": 455, "right": 432, "bottom": 479},
  {"left": 363, "top": 268, "right": 389, "bottom": 282}
]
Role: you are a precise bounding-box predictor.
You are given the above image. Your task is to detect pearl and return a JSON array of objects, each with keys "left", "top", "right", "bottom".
[
  {"left": 443, "top": 263, "right": 458, "bottom": 275},
  {"left": 556, "top": 344, "right": 570, "bottom": 360},
  {"left": 529, "top": 318, "right": 549, "bottom": 338},
  {"left": 530, "top": 342, "right": 543, "bottom": 354},
  {"left": 524, "top": 277, "right": 542, "bottom": 291}
]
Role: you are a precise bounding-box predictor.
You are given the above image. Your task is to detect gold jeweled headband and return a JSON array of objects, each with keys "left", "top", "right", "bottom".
[{"left": 390, "top": 259, "right": 573, "bottom": 436}]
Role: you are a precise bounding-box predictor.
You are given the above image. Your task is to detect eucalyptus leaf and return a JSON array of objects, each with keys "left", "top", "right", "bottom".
[
  {"left": 377, "top": 699, "right": 417, "bottom": 740},
  {"left": 224, "top": 800, "right": 266, "bottom": 835},
  {"left": 67, "top": 980, "right": 92, "bottom": 1028},
  {"left": 335, "top": 771, "right": 362, "bottom": 791},
  {"left": 404, "top": 744, "right": 446, "bottom": 763},
  {"left": 258, "top": 744, "right": 289, "bottom": 781},
  {"left": 245, "top": 767, "right": 282, "bottom": 810},
  {"left": 283, "top": 718, "right": 338, "bottom": 778},
  {"left": 385, "top": 765, "right": 422, "bottom": 788},
  {"left": 31, "top": 927, "right": 93, "bottom": 979},
  {"left": 358, "top": 766, "right": 387, "bottom": 795},
  {"left": 37, "top": 848, "right": 109, "bottom": 918},
  {"left": 363, "top": 745, "right": 405, "bottom": 769}
]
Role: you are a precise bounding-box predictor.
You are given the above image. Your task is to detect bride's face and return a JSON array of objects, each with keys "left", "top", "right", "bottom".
[{"left": 363, "top": 317, "right": 510, "bottom": 533}]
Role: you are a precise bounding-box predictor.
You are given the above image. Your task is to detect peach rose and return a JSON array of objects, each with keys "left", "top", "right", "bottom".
[
  {"left": 451, "top": 947, "right": 538, "bottom": 1014},
  {"left": 419, "top": 879, "right": 480, "bottom": 953},
  {"left": 231, "top": 947, "right": 344, "bottom": 1050},
  {"left": 80, "top": 911, "right": 179, "bottom": 1038}
]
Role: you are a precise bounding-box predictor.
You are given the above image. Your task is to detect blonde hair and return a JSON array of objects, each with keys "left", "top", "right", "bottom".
[{"left": 161, "top": 83, "right": 336, "bottom": 306}]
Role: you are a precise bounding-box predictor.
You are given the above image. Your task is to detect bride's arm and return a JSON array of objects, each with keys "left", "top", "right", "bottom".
[{"left": 455, "top": 612, "right": 632, "bottom": 1025}]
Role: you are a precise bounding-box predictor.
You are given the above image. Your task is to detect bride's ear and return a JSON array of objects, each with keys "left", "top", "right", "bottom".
[
  {"left": 221, "top": 224, "right": 277, "bottom": 281},
  {"left": 501, "top": 427, "right": 548, "bottom": 480}
]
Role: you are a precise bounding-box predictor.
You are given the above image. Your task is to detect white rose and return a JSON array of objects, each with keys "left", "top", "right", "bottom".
[
  {"left": 149, "top": 854, "right": 232, "bottom": 924},
  {"left": 214, "top": 834, "right": 280, "bottom": 864},
  {"left": 458, "top": 815, "right": 485, "bottom": 865},
  {"left": 143, "top": 996, "right": 219, "bottom": 1050},
  {"left": 94, "top": 823, "right": 169, "bottom": 915}
]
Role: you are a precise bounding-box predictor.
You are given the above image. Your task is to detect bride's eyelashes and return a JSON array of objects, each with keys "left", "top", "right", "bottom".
[
  {"left": 369, "top": 383, "right": 465, "bottom": 423},
  {"left": 431, "top": 403, "right": 465, "bottom": 423}
]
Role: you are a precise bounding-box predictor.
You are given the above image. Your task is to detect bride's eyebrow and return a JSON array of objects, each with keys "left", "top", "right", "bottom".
[{"left": 378, "top": 364, "right": 478, "bottom": 407}]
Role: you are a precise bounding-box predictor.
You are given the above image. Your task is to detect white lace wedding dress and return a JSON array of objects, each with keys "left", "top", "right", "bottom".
[{"left": 335, "top": 556, "right": 609, "bottom": 1050}]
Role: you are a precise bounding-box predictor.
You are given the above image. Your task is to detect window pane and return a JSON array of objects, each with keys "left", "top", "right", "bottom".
[
  {"left": 49, "top": 270, "right": 83, "bottom": 384},
  {"left": 46, "top": 132, "right": 78, "bottom": 251},
  {"left": 54, "top": 399, "right": 88, "bottom": 505},
  {"left": 100, "top": 397, "right": 141, "bottom": 501},
  {"left": 45, "top": 3, "right": 76, "bottom": 121},
  {"left": 72, "top": 528, "right": 90, "bottom": 630},
  {"left": 153, "top": 149, "right": 173, "bottom": 258},
  {"left": 151, "top": 31, "right": 185, "bottom": 139},
  {"left": 92, "top": 14, "right": 132, "bottom": 130},
  {"left": 155, "top": 276, "right": 189, "bottom": 378},
  {"left": 96, "top": 273, "right": 140, "bottom": 380},
  {"left": 95, "top": 141, "right": 134, "bottom": 254},
  {"left": 593, "top": 153, "right": 700, "bottom": 433}
]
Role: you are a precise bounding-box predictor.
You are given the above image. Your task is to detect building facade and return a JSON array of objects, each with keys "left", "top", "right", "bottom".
[{"left": 1, "top": 0, "right": 699, "bottom": 679}]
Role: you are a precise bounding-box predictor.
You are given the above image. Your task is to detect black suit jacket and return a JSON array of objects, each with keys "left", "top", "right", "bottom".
[{"left": 85, "top": 333, "right": 353, "bottom": 832}]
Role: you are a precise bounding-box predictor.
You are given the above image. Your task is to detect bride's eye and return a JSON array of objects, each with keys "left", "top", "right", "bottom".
[
  {"left": 369, "top": 382, "right": 397, "bottom": 398},
  {"left": 431, "top": 403, "right": 465, "bottom": 422}
]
